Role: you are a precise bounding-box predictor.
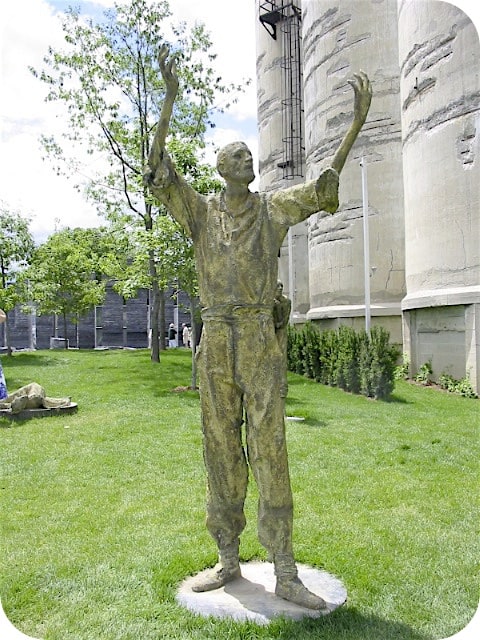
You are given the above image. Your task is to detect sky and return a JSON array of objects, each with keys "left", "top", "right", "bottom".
[
  {"left": 0, "top": 0, "right": 479, "bottom": 243},
  {"left": 0, "top": 0, "right": 258, "bottom": 242}
]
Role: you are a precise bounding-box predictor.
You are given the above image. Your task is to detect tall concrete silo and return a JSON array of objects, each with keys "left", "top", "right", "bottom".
[
  {"left": 256, "top": 0, "right": 311, "bottom": 317},
  {"left": 398, "top": 0, "right": 480, "bottom": 391},
  {"left": 301, "top": 0, "right": 405, "bottom": 340}
]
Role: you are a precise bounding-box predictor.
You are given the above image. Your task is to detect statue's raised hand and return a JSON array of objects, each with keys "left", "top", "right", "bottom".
[
  {"left": 348, "top": 71, "right": 372, "bottom": 127},
  {"left": 330, "top": 71, "right": 372, "bottom": 174},
  {"left": 158, "top": 44, "right": 179, "bottom": 98},
  {"left": 145, "top": 45, "right": 179, "bottom": 184}
]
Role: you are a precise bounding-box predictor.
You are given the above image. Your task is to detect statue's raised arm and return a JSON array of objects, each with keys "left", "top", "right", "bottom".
[
  {"left": 144, "top": 45, "right": 179, "bottom": 185},
  {"left": 331, "top": 71, "right": 372, "bottom": 174}
]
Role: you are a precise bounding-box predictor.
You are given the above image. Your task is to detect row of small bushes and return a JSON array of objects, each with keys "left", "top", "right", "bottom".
[{"left": 287, "top": 323, "right": 400, "bottom": 400}]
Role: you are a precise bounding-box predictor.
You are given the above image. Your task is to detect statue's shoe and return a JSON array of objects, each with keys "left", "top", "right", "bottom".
[
  {"left": 275, "top": 576, "right": 328, "bottom": 610},
  {"left": 191, "top": 565, "right": 241, "bottom": 592}
]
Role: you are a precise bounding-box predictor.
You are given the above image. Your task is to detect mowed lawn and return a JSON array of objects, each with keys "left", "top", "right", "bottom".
[{"left": 0, "top": 348, "right": 478, "bottom": 640}]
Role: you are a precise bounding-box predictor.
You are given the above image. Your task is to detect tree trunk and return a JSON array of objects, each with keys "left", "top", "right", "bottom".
[
  {"left": 159, "top": 289, "right": 166, "bottom": 351},
  {"left": 190, "top": 297, "right": 202, "bottom": 390},
  {"left": 0, "top": 266, "right": 12, "bottom": 356},
  {"left": 190, "top": 308, "right": 197, "bottom": 390},
  {"left": 145, "top": 205, "right": 161, "bottom": 363},
  {"left": 149, "top": 263, "right": 161, "bottom": 363},
  {"left": 63, "top": 311, "right": 68, "bottom": 349},
  {"left": 3, "top": 315, "right": 12, "bottom": 357}
]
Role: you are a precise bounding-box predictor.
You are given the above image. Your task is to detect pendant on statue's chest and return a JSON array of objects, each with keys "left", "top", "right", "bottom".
[{"left": 218, "top": 193, "right": 253, "bottom": 245}]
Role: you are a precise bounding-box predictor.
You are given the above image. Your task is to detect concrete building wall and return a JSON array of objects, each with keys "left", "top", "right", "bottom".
[
  {"left": 398, "top": 0, "right": 480, "bottom": 392},
  {"left": 0, "top": 286, "right": 191, "bottom": 352},
  {"left": 256, "top": 2, "right": 287, "bottom": 190},
  {"left": 302, "top": 0, "right": 405, "bottom": 342},
  {"left": 256, "top": 0, "right": 311, "bottom": 316}
]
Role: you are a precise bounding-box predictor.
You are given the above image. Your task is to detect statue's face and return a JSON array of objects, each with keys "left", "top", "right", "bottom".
[{"left": 218, "top": 142, "right": 255, "bottom": 185}]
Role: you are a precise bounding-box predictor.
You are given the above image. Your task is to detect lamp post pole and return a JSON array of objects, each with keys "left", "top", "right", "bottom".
[{"left": 360, "top": 156, "right": 371, "bottom": 334}]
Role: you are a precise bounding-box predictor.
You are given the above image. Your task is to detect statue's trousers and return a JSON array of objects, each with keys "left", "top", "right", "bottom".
[{"left": 197, "top": 308, "right": 294, "bottom": 555}]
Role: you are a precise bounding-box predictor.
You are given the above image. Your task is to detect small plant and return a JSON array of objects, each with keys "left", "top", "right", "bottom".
[
  {"left": 439, "top": 372, "right": 478, "bottom": 398},
  {"left": 395, "top": 352, "right": 410, "bottom": 380},
  {"left": 439, "top": 373, "right": 456, "bottom": 393},
  {"left": 415, "top": 360, "right": 433, "bottom": 385},
  {"left": 455, "top": 377, "right": 478, "bottom": 398}
]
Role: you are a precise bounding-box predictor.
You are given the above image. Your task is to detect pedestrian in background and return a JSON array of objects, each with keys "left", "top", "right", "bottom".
[{"left": 168, "top": 323, "right": 177, "bottom": 348}]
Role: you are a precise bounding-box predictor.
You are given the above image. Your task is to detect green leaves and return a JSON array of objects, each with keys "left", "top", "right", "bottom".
[
  {"left": 26, "top": 228, "right": 109, "bottom": 320},
  {"left": 0, "top": 204, "right": 35, "bottom": 313}
]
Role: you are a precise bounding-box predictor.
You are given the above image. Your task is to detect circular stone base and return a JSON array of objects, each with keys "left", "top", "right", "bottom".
[
  {"left": 176, "top": 561, "right": 347, "bottom": 625},
  {"left": 0, "top": 403, "right": 78, "bottom": 421}
]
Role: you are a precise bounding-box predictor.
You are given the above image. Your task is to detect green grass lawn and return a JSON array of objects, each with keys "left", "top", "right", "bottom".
[{"left": 1, "top": 348, "right": 478, "bottom": 640}]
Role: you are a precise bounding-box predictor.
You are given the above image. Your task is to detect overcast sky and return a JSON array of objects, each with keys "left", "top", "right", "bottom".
[{"left": 0, "top": 0, "right": 478, "bottom": 243}]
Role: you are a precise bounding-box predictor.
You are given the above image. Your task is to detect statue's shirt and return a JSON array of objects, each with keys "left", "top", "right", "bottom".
[{"left": 151, "top": 155, "right": 338, "bottom": 310}]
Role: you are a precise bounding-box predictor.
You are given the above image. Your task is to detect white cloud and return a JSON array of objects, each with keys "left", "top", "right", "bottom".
[
  {"left": 0, "top": 0, "right": 103, "bottom": 241},
  {"left": 171, "top": 0, "right": 257, "bottom": 121},
  {"left": 0, "top": 0, "right": 258, "bottom": 242}
]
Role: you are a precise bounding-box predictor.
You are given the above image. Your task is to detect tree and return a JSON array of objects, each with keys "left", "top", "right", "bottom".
[
  {"left": 30, "top": 0, "right": 244, "bottom": 362},
  {"left": 26, "top": 228, "right": 108, "bottom": 347},
  {"left": 0, "top": 203, "right": 35, "bottom": 355}
]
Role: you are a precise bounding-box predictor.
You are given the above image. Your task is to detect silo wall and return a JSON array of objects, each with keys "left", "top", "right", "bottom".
[
  {"left": 302, "top": 0, "right": 405, "bottom": 341},
  {"left": 256, "top": 0, "right": 310, "bottom": 317},
  {"left": 398, "top": 0, "right": 480, "bottom": 391}
]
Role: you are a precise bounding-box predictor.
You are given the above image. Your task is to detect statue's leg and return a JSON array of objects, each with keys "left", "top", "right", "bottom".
[
  {"left": 5, "top": 383, "right": 37, "bottom": 402},
  {"left": 192, "top": 322, "right": 247, "bottom": 592},
  {"left": 5, "top": 383, "right": 46, "bottom": 410},
  {"left": 240, "top": 317, "right": 327, "bottom": 610},
  {"left": 0, "top": 394, "right": 28, "bottom": 413}
]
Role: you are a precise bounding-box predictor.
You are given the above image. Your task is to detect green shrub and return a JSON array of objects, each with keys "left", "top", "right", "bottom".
[
  {"left": 318, "top": 328, "right": 338, "bottom": 386},
  {"left": 336, "top": 326, "right": 361, "bottom": 393},
  {"left": 303, "top": 321, "right": 321, "bottom": 380},
  {"left": 287, "top": 324, "right": 305, "bottom": 375},
  {"left": 287, "top": 323, "right": 399, "bottom": 400},
  {"left": 364, "top": 326, "right": 400, "bottom": 399}
]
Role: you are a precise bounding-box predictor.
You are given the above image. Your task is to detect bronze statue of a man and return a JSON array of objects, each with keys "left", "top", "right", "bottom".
[{"left": 144, "top": 46, "right": 371, "bottom": 610}]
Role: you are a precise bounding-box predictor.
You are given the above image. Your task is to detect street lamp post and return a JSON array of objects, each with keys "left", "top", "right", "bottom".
[{"left": 360, "top": 156, "right": 371, "bottom": 334}]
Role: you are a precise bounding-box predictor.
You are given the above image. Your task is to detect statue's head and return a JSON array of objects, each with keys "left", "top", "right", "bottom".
[{"left": 216, "top": 141, "right": 255, "bottom": 185}]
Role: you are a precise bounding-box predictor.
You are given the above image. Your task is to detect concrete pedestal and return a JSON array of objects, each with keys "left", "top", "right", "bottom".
[
  {"left": 0, "top": 403, "right": 77, "bottom": 421},
  {"left": 177, "top": 561, "right": 347, "bottom": 625}
]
